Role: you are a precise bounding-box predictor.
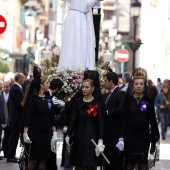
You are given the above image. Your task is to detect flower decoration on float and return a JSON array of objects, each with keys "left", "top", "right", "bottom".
[
  {"left": 48, "top": 66, "right": 108, "bottom": 97},
  {"left": 87, "top": 104, "right": 98, "bottom": 117},
  {"left": 49, "top": 67, "right": 84, "bottom": 94},
  {"left": 140, "top": 101, "right": 149, "bottom": 111},
  {"left": 126, "top": 38, "right": 143, "bottom": 52}
]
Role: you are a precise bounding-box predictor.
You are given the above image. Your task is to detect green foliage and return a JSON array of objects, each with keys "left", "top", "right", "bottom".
[
  {"left": 126, "top": 38, "right": 143, "bottom": 52},
  {"left": 0, "top": 61, "right": 10, "bottom": 73}
]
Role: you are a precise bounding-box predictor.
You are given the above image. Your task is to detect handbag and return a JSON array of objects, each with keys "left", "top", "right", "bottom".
[
  {"left": 18, "top": 143, "right": 31, "bottom": 170},
  {"left": 162, "top": 92, "right": 170, "bottom": 110}
]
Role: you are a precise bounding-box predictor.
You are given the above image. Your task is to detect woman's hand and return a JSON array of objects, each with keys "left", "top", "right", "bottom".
[
  {"left": 65, "top": 136, "right": 70, "bottom": 145},
  {"left": 116, "top": 138, "right": 124, "bottom": 151},
  {"left": 51, "top": 132, "right": 58, "bottom": 153},
  {"left": 23, "top": 133, "right": 32, "bottom": 144}
]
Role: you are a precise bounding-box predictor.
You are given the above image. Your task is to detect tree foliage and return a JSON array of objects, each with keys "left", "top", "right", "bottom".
[{"left": 0, "top": 61, "right": 10, "bottom": 73}]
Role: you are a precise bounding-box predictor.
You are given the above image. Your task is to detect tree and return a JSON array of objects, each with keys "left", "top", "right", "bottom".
[{"left": 0, "top": 61, "right": 10, "bottom": 73}]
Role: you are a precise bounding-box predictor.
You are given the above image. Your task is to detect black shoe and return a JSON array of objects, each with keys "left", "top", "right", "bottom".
[
  {"left": 7, "top": 158, "right": 19, "bottom": 163},
  {"left": 0, "top": 156, "right": 3, "bottom": 160},
  {"left": 162, "top": 137, "right": 166, "bottom": 140}
]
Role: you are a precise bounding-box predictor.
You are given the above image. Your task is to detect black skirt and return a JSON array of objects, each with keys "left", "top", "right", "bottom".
[
  {"left": 124, "top": 125, "right": 150, "bottom": 155},
  {"left": 29, "top": 130, "right": 52, "bottom": 160}
]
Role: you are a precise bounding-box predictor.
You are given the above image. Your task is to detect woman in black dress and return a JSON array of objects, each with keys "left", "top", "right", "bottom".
[
  {"left": 22, "top": 70, "right": 57, "bottom": 170},
  {"left": 117, "top": 67, "right": 160, "bottom": 170},
  {"left": 65, "top": 78, "right": 104, "bottom": 170}
]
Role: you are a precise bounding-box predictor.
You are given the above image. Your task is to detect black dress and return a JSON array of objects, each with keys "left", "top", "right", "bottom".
[
  {"left": 121, "top": 95, "right": 160, "bottom": 164},
  {"left": 67, "top": 98, "right": 103, "bottom": 167},
  {"left": 23, "top": 96, "right": 55, "bottom": 160}
]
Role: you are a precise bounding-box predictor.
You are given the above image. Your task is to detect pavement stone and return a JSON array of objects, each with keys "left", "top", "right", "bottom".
[{"left": 0, "top": 125, "right": 170, "bottom": 170}]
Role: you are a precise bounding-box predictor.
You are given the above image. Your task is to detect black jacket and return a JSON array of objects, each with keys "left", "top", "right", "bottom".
[
  {"left": 0, "top": 94, "right": 5, "bottom": 124},
  {"left": 104, "top": 86, "right": 125, "bottom": 137},
  {"left": 67, "top": 98, "right": 103, "bottom": 166},
  {"left": 8, "top": 84, "right": 23, "bottom": 122}
]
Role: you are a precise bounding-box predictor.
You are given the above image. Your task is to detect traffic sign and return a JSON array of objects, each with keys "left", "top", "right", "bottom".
[
  {"left": 0, "top": 15, "right": 7, "bottom": 34},
  {"left": 116, "top": 49, "right": 130, "bottom": 63}
]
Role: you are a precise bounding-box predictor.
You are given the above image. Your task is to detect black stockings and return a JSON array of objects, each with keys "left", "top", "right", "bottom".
[
  {"left": 28, "top": 160, "right": 46, "bottom": 170},
  {"left": 75, "top": 166, "right": 96, "bottom": 170},
  {"left": 125, "top": 155, "right": 148, "bottom": 170},
  {"left": 126, "top": 162, "right": 148, "bottom": 170}
]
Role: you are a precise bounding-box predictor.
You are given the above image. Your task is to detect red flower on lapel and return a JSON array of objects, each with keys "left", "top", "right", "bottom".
[{"left": 87, "top": 104, "right": 98, "bottom": 117}]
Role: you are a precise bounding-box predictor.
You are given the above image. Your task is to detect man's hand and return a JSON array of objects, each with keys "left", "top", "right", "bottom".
[{"left": 52, "top": 97, "right": 65, "bottom": 107}]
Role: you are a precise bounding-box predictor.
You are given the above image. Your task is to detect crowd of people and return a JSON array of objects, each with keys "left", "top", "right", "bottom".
[{"left": 1, "top": 66, "right": 170, "bottom": 170}]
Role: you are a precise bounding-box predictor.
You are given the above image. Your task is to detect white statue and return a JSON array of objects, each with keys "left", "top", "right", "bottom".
[{"left": 59, "top": 0, "right": 99, "bottom": 70}]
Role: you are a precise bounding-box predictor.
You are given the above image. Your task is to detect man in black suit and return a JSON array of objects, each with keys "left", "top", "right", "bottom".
[
  {"left": 45, "top": 78, "right": 65, "bottom": 170},
  {"left": 7, "top": 73, "right": 25, "bottom": 163},
  {"left": 0, "top": 93, "right": 6, "bottom": 160},
  {"left": 1, "top": 81, "right": 10, "bottom": 158},
  {"left": 103, "top": 72, "right": 125, "bottom": 170}
]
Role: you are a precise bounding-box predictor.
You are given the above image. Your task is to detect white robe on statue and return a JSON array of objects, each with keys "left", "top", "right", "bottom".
[{"left": 59, "top": 0, "right": 97, "bottom": 70}]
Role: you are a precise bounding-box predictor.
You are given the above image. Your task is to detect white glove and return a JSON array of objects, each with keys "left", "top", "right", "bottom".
[
  {"left": 95, "top": 139, "right": 105, "bottom": 157},
  {"left": 52, "top": 97, "right": 65, "bottom": 107},
  {"left": 65, "top": 136, "right": 70, "bottom": 146},
  {"left": 51, "top": 132, "right": 58, "bottom": 153},
  {"left": 51, "top": 132, "right": 58, "bottom": 143},
  {"left": 116, "top": 138, "right": 124, "bottom": 151},
  {"left": 51, "top": 141, "right": 57, "bottom": 153},
  {"left": 63, "top": 126, "right": 68, "bottom": 133},
  {"left": 1, "top": 124, "right": 6, "bottom": 129},
  {"left": 23, "top": 133, "right": 32, "bottom": 144}
]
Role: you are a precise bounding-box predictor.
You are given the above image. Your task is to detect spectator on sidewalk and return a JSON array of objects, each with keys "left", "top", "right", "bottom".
[
  {"left": 0, "top": 93, "right": 6, "bottom": 160},
  {"left": 7, "top": 73, "right": 25, "bottom": 163},
  {"left": 148, "top": 79, "right": 158, "bottom": 103},
  {"left": 155, "top": 82, "right": 170, "bottom": 140},
  {"left": 1, "top": 81, "right": 10, "bottom": 158},
  {"left": 156, "top": 78, "right": 163, "bottom": 94},
  {"left": 122, "top": 72, "right": 131, "bottom": 92},
  {"left": 118, "top": 74, "right": 125, "bottom": 89}
]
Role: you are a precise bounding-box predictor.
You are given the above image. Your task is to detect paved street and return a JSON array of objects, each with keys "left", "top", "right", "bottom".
[{"left": 1, "top": 126, "right": 170, "bottom": 170}]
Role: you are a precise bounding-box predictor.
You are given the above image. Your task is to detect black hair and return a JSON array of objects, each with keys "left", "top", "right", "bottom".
[
  {"left": 21, "top": 66, "right": 41, "bottom": 106},
  {"left": 157, "top": 78, "right": 161, "bottom": 82},
  {"left": 123, "top": 72, "right": 131, "bottom": 83},
  {"left": 104, "top": 72, "right": 118, "bottom": 85},
  {"left": 50, "top": 78, "right": 64, "bottom": 90}
]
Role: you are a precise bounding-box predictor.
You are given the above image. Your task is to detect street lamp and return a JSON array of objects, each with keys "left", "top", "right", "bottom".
[{"left": 131, "top": 0, "right": 141, "bottom": 70}]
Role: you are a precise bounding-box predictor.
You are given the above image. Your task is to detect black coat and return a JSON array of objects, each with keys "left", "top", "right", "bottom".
[
  {"left": 67, "top": 98, "right": 103, "bottom": 166},
  {"left": 8, "top": 84, "right": 23, "bottom": 122},
  {"left": 104, "top": 86, "right": 125, "bottom": 137},
  {"left": 0, "top": 94, "right": 5, "bottom": 124}
]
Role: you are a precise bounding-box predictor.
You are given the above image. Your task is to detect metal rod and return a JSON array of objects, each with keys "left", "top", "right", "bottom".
[{"left": 91, "top": 139, "right": 110, "bottom": 164}]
